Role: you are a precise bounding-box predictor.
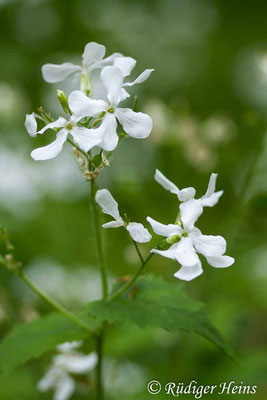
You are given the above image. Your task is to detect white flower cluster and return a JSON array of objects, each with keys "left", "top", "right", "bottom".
[
  {"left": 38, "top": 341, "right": 97, "bottom": 400},
  {"left": 25, "top": 42, "right": 234, "bottom": 284},
  {"left": 25, "top": 42, "right": 154, "bottom": 160}
]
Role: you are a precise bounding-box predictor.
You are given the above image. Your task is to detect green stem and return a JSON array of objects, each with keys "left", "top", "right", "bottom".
[
  {"left": 90, "top": 179, "right": 108, "bottom": 300},
  {"left": 95, "top": 330, "right": 104, "bottom": 400},
  {"left": 16, "top": 269, "right": 92, "bottom": 334},
  {"left": 109, "top": 252, "right": 154, "bottom": 301},
  {"left": 90, "top": 180, "right": 108, "bottom": 399},
  {"left": 132, "top": 240, "right": 144, "bottom": 263}
]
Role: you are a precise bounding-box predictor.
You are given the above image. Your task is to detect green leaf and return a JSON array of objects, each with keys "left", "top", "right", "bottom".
[
  {"left": 87, "top": 275, "right": 234, "bottom": 359},
  {"left": 0, "top": 275, "right": 234, "bottom": 376},
  {"left": 0, "top": 311, "right": 100, "bottom": 376}
]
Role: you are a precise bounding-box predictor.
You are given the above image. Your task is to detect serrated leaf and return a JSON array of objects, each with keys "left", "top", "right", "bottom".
[
  {"left": 87, "top": 275, "right": 234, "bottom": 359},
  {"left": 0, "top": 311, "right": 100, "bottom": 376},
  {"left": 0, "top": 275, "right": 234, "bottom": 376}
]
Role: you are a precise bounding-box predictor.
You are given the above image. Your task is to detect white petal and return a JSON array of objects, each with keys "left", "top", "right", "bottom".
[
  {"left": 57, "top": 341, "right": 82, "bottom": 353},
  {"left": 31, "top": 129, "right": 68, "bottom": 161},
  {"left": 54, "top": 374, "right": 75, "bottom": 400},
  {"left": 96, "top": 52, "right": 123, "bottom": 69},
  {"left": 123, "top": 69, "right": 154, "bottom": 86},
  {"left": 115, "top": 108, "right": 152, "bottom": 139},
  {"left": 55, "top": 352, "right": 97, "bottom": 374},
  {"left": 154, "top": 169, "right": 180, "bottom": 196},
  {"left": 82, "top": 42, "right": 106, "bottom": 67},
  {"left": 206, "top": 255, "right": 235, "bottom": 268},
  {"left": 25, "top": 113, "right": 37, "bottom": 137},
  {"left": 42, "top": 63, "right": 81, "bottom": 83},
  {"left": 151, "top": 243, "right": 179, "bottom": 260},
  {"left": 200, "top": 173, "right": 223, "bottom": 207},
  {"left": 102, "top": 219, "right": 124, "bottom": 229},
  {"left": 68, "top": 90, "right": 107, "bottom": 118},
  {"left": 178, "top": 187, "right": 196, "bottom": 202},
  {"left": 147, "top": 216, "right": 182, "bottom": 237},
  {"left": 114, "top": 56, "right": 136, "bottom": 77},
  {"left": 101, "top": 66, "right": 124, "bottom": 107},
  {"left": 174, "top": 237, "right": 200, "bottom": 267},
  {"left": 201, "top": 191, "right": 223, "bottom": 207},
  {"left": 98, "top": 113, "right": 119, "bottom": 151},
  {"left": 38, "top": 367, "right": 58, "bottom": 391},
  {"left": 180, "top": 199, "right": 203, "bottom": 231},
  {"left": 190, "top": 228, "right": 226, "bottom": 257},
  {"left": 202, "top": 173, "right": 217, "bottom": 198},
  {"left": 120, "top": 88, "right": 131, "bottom": 102},
  {"left": 127, "top": 222, "right": 152, "bottom": 243},
  {"left": 95, "top": 189, "right": 121, "bottom": 220},
  {"left": 37, "top": 118, "right": 67, "bottom": 135},
  {"left": 174, "top": 262, "right": 203, "bottom": 281},
  {"left": 71, "top": 126, "right": 102, "bottom": 152}
]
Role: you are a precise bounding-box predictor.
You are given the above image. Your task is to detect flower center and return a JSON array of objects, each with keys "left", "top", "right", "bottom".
[
  {"left": 182, "top": 232, "right": 188, "bottom": 237},
  {"left": 66, "top": 123, "right": 73, "bottom": 131},
  {"left": 107, "top": 107, "right": 115, "bottom": 113}
]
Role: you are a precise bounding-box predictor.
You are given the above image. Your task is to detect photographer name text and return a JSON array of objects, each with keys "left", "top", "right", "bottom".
[{"left": 147, "top": 380, "right": 257, "bottom": 397}]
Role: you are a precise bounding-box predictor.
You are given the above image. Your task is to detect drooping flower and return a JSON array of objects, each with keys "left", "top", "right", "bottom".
[
  {"left": 26, "top": 114, "right": 101, "bottom": 161},
  {"left": 68, "top": 65, "right": 153, "bottom": 151},
  {"left": 147, "top": 199, "right": 234, "bottom": 281},
  {"left": 41, "top": 42, "right": 122, "bottom": 96},
  {"left": 155, "top": 169, "right": 223, "bottom": 206},
  {"left": 38, "top": 341, "right": 97, "bottom": 400},
  {"left": 95, "top": 189, "right": 152, "bottom": 243}
]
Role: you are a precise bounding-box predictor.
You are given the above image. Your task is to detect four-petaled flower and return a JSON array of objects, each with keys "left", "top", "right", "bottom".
[
  {"left": 38, "top": 341, "right": 97, "bottom": 400},
  {"left": 68, "top": 65, "right": 153, "bottom": 151},
  {"left": 41, "top": 42, "right": 122, "bottom": 96},
  {"left": 147, "top": 197, "right": 234, "bottom": 281},
  {"left": 27, "top": 114, "right": 102, "bottom": 161},
  {"left": 95, "top": 188, "right": 152, "bottom": 243},
  {"left": 155, "top": 169, "right": 223, "bottom": 206}
]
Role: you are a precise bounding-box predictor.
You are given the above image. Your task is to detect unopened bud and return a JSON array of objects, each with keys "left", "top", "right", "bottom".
[{"left": 57, "top": 90, "right": 71, "bottom": 114}]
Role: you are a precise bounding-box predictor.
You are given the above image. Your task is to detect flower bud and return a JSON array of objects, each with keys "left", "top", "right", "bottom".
[{"left": 57, "top": 90, "right": 71, "bottom": 114}]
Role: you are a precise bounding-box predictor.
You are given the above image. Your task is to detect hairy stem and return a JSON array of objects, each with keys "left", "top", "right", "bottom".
[
  {"left": 109, "top": 251, "right": 154, "bottom": 301},
  {"left": 90, "top": 179, "right": 109, "bottom": 300},
  {"left": 16, "top": 269, "right": 92, "bottom": 334}
]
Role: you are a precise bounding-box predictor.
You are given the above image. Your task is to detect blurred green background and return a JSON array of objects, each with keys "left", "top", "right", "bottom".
[{"left": 0, "top": 0, "right": 267, "bottom": 399}]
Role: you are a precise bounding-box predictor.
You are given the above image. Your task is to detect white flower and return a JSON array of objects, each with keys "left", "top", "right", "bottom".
[
  {"left": 28, "top": 114, "right": 102, "bottom": 161},
  {"left": 147, "top": 199, "right": 234, "bottom": 281},
  {"left": 155, "top": 169, "right": 223, "bottom": 206},
  {"left": 95, "top": 189, "right": 152, "bottom": 243},
  {"left": 68, "top": 65, "right": 153, "bottom": 151},
  {"left": 41, "top": 42, "right": 122, "bottom": 96},
  {"left": 38, "top": 341, "right": 97, "bottom": 400}
]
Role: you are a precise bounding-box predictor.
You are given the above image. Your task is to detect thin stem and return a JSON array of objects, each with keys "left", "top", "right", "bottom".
[
  {"left": 16, "top": 269, "right": 92, "bottom": 334},
  {"left": 95, "top": 330, "right": 104, "bottom": 400},
  {"left": 90, "top": 179, "right": 108, "bottom": 300},
  {"left": 132, "top": 240, "right": 144, "bottom": 263},
  {"left": 109, "top": 252, "right": 154, "bottom": 301}
]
